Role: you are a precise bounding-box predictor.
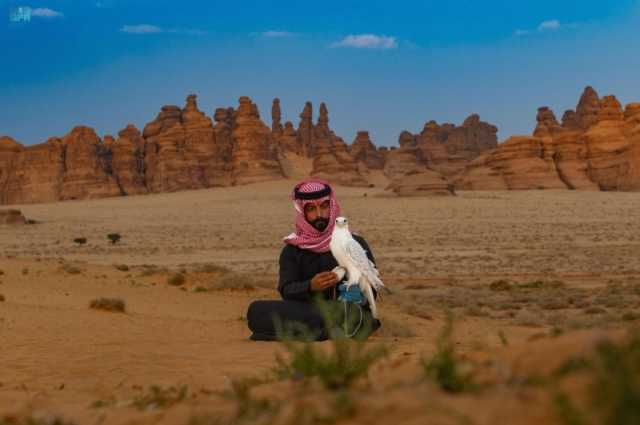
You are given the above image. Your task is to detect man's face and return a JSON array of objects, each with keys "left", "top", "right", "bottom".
[{"left": 304, "top": 200, "right": 330, "bottom": 231}]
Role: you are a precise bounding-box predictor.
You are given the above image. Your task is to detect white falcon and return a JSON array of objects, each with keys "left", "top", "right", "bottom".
[{"left": 330, "top": 216, "right": 390, "bottom": 318}]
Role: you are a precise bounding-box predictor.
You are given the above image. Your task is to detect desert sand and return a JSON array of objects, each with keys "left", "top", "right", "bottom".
[{"left": 1, "top": 180, "right": 640, "bottom": 424}]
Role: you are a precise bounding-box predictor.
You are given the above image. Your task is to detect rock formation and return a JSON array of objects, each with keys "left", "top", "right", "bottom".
[
  {"left": 230, "top": 96, "right": 284, "bottom": 185},
  {"left": 0, "top": 209, "right": 26, "bottom": 225},
  {"left": 386, "top": 169, "right": 455, "bottom": 196},
  {"left": 308, "top": 103, "right": 369, "bottom": 186},
  {"left": 349, "top": 131, "right": 385, "bottom": 169},
  {"left": 454, "top": 86, "right": 640, "bottom": 191}
]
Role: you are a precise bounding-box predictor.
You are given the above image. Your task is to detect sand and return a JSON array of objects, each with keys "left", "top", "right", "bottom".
[{"left": 1, "top": 180, "right": 639, "bottom": 424}]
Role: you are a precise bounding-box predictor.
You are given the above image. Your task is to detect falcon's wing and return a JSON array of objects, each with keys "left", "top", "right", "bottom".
[{"left": 344, "top": 238, "right": 387, "bottom": 292}]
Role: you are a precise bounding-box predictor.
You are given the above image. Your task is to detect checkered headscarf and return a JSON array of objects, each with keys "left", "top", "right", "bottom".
[{"left": 283, "top": 179, "right": 342, "bottom": 253}]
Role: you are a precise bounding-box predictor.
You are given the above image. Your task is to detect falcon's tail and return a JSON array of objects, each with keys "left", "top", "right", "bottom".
[
  {"left": 362, "top": 278, "right": 378, "bottom": 319},
  {"left": 366, "top": 268, "right": 392, "bottom": 295}
]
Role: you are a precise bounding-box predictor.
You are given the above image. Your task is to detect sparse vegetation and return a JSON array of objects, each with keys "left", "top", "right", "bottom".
[
  {"left": 0, "top": 294, "right": 5, "bottom": 302},
  {"left": 73, "top": 237, "right": 87, "bottom": 247},
  {"left": 89, "top": 297, "right": 126, "bottom": 313},
  {"left": 422, "top": 312, "right": 475, "bottom": 393},
  {"left": 167, "top": 273, "right": 186, "bottom": 286},
  {"left": 194, "top": 263, "right": 231, "bottom": 274},
  {"left": 59, "top": 263, "right": 82, "bottom": 275},
  {"left": 132, "top": 385, "right": 189, "bottom": 411},
  {"left": 273, "top": 308, "right": 387, "bottom": 389},
  {"left": 554, "top": 331, "right": 640, "bottom": 425},
  {"left": 214, "top": 272, "right": 255, "bottom": 290},
  {"left": 114, "top": 264, "right": 129, "bottom": 272},
  {"left": 107, "top": 233, "right": 121, "bottom": 244}
]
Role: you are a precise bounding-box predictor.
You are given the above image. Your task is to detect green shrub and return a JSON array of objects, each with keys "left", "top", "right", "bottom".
[
  {"left": 422, "top": 312, "right": 475, "bottom": 393},
  {"left": 132, "top": 385, "right": 188, "bottom": 411},
  {"left": 554, "top": 331, "right": 640, "bottom": 425},
  {"left": 89, "top": 297, "right": 126, "bottom": 313},
  {"left": 167, "top": 273, "right": 186, "bottom": 286}
]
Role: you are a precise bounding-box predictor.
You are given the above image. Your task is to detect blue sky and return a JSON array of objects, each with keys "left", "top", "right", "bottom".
[{"left": 1, "top": 0, "right": 639, "bottom": 146}]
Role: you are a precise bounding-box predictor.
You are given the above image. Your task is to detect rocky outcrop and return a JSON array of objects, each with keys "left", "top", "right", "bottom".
[
  {"left": 0, "top": 137, "right": 23, "bottom": 204},
  {"left": 454, "top": 87, "right": 640, "bottom": 191},
  {"left": 309, "top": 103, "right": 369, "bottom": 186},
  {"left": 398, "top": 114, "right": 498, "bottom": 178},
  {"left": 0, "top": 209, "right": 26, "bottom": 225},
  {"left": 230, "top": 96, "right": 283, "bottom": 185},
  {"left": 386, "top": 169, "right": 455, "bottom": 196},
  {"left": 0, "top": 94, "right": 289, "bottom": 204},
  {"left": 455, "top": 136, "right": 568, "bottom": 190},
  {"left": 349, "top": 131, "right": 384, "bottom": 169},
  {"left": 576, "top": 86, "right": 600, "bottom": 129},
  {"left": 106, "top": 125, "right": 147, "bottom": 195}
]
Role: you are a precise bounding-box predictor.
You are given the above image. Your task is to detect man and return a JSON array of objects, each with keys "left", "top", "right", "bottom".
[{"left": 246, "top": 179, "right": 381, "bottom": 341}]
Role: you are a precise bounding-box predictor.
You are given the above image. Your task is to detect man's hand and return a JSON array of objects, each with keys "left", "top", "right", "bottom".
[{"left": 310, "top": 271, "right": 339, "bottom": 292}]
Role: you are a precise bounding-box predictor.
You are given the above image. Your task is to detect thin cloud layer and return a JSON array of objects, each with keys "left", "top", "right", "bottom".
[
  {"left": 120, "top": 24, "right": 162, "bottom": 34},
  {"left": 538, "top": 19, "right": 561, "bottom": 31},
  {"left": 331, "top": 34, "right": 398, "bottom": 49},
  {"left": 120, "top": 25, "right": 206, "bottom": 35},
  {"left": 31, "top": 8, "right": 64, "bottom": 18},
  {"left": 515, "top": 19, "right": 576, "bottom": 36},
  {"left": 261, "top": 30, "right": 297, "bottom": 38}
]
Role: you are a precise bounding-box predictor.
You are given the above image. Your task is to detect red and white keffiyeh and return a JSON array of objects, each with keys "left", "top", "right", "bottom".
[{"left": 283, "top": 179, "right": 343, "bottom": 253}]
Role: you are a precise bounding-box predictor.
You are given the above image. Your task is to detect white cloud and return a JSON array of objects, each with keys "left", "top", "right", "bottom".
[
  {"left": 538, "top": 19, "right": 561, "bottom": 31},
  {"left": 31, "top": 8, "right": 63, "bottom": 18},
  {"left": 119, "top": 25, "right": 206, "bottom": 35},
  {"left": 331, "top": 34, "right": 398, "bottom": 49},
  {"left": 261, "top": 30, "right": 297, "bottom": 38},
  {"left": 120, "top": 24, "right": 162, "bottom": 34}
]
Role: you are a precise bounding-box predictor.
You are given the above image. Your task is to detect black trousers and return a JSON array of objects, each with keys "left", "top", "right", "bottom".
[{"left": 246, "top": 299, "right": 381, "bottom": 341}]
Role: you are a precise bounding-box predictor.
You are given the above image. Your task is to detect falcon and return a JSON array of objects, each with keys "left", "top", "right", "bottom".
[{"left": 330, "top": 216, "right": 390, "bottom": 318}]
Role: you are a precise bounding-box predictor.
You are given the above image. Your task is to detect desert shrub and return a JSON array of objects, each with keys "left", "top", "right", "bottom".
[
  {"left": 194, "top": 263, "right": 231, "bottom": 274},
  {"left": 60, "top": 264, "right": 82, "bottom": 274},
  {"left": 132, "top": 385, "right": 188, "bottom": 411},
  {"left": 73, "top": 237, "right": 87, "bottom": 246},
  {"left": 107, "top": 233, "right": 121, "bottom": 244},
  {"left": 139, "top": 265, "right": 167, "bottom": 276},
  {"left": 274, "top": 337, "right": 387, "bottom": 390},
  {"left": 422, "top": 312, "right": 475, "bottom": 393},
  {"left": 489, "top": 280, "right": 512, "bottom": 291},
  {"left": 113, "top": 264, "right": 129, "bottom": 272},
  {"left": 167, "top": 273, "right": 186, "bottom": 286},
  {"left": 215, "top": 272, "right": 255, "bottom": 290},
  {"left": 273, "top": 306, "right": 387, "bottom": 389},
  {"left": 0, "top": 294, "right": 5, "bottom": 302},
  {"left": 21, "top": 267, "right": 28, "bottom": 275},
  {"left": 554, "top": 331, "right": 640, "bottom": 425},
  {"left": 89, "top": 297, "right": 125, "bottom": 313}
]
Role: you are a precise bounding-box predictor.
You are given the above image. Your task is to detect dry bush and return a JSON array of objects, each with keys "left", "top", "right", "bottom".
[
  {"left": 193, "top": 263, "right": 231, "bottom": 274},
  {"left": 89, "top": 297, "right": 126, "bottom": 313},
  {"left": 214, "top": 272, "right": 255, "bottom": 290},
  {"left": 0, "top": 294, "right": 5, "bottom": 302},
  {"left": 113, "top": 264, "right": 129, "bottom": 272},
  {"left": 167, "top": 273, "right": 186, "bottom": 286},
  {"left": 59, "top": 263, "right": 82, "bottom": 274},
  {"left": 139, "top": 265, "right": 168, "bottom": 277},
  {"left": 132, "top": 385, "right": 188, "bottom": 411}
]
